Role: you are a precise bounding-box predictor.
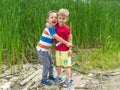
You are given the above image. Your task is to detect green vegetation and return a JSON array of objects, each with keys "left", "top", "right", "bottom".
[
  {"left": 0, "top": 0, "right": 120, "bottom": 72},
  {"left": 73, "top": 46, "right": 120, "bottom": 71}
]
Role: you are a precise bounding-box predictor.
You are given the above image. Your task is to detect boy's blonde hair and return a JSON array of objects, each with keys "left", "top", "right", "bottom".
[{"left": 58, "top": 8, "right": 69, "bottom": 17}]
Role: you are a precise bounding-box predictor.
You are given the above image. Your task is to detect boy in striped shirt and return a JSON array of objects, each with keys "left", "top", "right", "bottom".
[{"left": 36, "top": 10, "right": 72, "bottom": 86}]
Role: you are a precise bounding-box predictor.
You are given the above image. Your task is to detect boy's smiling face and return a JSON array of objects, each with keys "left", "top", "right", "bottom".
[
  {"left": 47, "top": 12, "right": 57, "bottom": 27},
  {"left": 58, "top": 15, "right": 68, "bottom": 26}
]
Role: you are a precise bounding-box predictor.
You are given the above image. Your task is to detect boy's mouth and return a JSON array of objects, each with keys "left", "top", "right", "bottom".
[
  {"left": 52, "top": 21, "right": 56, "bottom": 24},
  {"left": 51, "top": 21, "right": 57, "bottom": 26}
]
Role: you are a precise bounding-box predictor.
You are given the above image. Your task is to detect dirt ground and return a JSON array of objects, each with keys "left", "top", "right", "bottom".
[
  {"left": 0, "top": 64, "right": 120, "bottom": 90},
  {"left": 86, "top": 68, "right": 120, "bottom": 90}
]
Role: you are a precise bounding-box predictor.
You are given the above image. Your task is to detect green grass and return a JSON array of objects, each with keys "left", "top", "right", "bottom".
[
  {"left": 73, "top": 46, "right": 120, "bottom": 71},
  {"left": 0, "top": 0, "right": 120, "bottom": 72}
]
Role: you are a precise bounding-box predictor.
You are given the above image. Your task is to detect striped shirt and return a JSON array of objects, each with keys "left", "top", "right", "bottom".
[{"left": 36, "top": 27, "right": 56, "bottom": 51}]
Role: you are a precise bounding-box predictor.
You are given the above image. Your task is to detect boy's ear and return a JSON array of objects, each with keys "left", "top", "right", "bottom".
[{"left": 67, "top": 17, "right": 69, "bottom": 21}]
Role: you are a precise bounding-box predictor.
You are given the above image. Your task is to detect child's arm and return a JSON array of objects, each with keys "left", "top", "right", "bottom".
[
  {"left": 53, "top": 34, "right": 72, "bottom": 47},
  {"left": 68, "top": 34, "right": 73, "bottom": 56},
  {"left": 46, "top": 23, "right": 53, "bottom": 28},
  {"left": 47, "top": 26, "right": 72, "bottom": 47}
]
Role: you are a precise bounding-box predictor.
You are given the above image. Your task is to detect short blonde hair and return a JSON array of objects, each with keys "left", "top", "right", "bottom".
[{"left": 58, "top": 8, "right": 69, "bottom": 17}]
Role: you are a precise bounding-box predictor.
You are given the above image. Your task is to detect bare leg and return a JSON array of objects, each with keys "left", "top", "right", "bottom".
[
  {"left": 65, "top": 67, "right": 71, "bottom": 80},
  {"left": 56, "top": 66, "right": 62, "bottom": 77}
]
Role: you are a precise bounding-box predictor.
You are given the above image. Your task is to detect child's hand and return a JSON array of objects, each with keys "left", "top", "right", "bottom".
[
  {"left": 46, "top": 23, "right": 53, "bottom": 28},
  {"left": 68, "top": 49, "right": 72, "bottom": 56},
  {"left": 66, "top": 42, "right": 73, "bottom": 47}
]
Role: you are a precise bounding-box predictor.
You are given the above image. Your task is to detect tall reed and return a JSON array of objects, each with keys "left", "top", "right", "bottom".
[{"left": 0, "top": 0, "right": 120, "bottom": 71}]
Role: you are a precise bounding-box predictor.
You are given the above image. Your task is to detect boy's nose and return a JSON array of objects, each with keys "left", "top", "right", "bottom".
[{"left": 53, "top": 17, "right": 57, "bottom": 19}]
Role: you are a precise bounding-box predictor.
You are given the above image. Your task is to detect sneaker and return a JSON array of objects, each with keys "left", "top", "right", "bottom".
[
  {"left": 49, "top": 75, "right": 56, "bottom": 81},
  {"left": 41, "top": 79, "right": 52, "bottom": 85},
  {"left": 62, "top": 79, "right": 73, "bottom": 88},
  {"left": 54, "top": 77, "right": 62, "bottom": 85}
]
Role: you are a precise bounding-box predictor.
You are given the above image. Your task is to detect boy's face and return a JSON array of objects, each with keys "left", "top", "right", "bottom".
[
  {"left": 47, "top": 12, "right": 57, "bottom": 27},
  {"left": 58, "top": 15, "right": 68, "bottom": 26}
]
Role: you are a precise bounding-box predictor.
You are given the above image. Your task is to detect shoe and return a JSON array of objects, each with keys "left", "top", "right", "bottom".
[
  {"left": 40, "top": 79, "right": 52, "bottom": 85},
  {"left": 54, "top": 77, "right": 62, "bottom": 85},
  {"left": 62, "top": 79, "right": 73, "bottom": 88},
  {"left": 49, "top": 75, "right": 56, "bottom": 81}
]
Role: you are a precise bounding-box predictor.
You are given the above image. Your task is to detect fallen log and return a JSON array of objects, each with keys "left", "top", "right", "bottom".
[
  {"left": 20, "top": 70, "right": 39, "bottom": 86},
  {"left": 29, "top": 73, "right": 41, "bottom": 89}
]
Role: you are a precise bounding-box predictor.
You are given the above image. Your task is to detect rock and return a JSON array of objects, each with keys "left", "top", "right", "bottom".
[
  {"left": 88, "top": 73, "right": 94, "bottom": 77},
  {"left": 1, "top": 82, "right": 12, "bottom": 90}
]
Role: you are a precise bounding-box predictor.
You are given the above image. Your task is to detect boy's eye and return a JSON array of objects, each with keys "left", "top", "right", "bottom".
[
  {"left": 59, "top": 17, "right": 65, "bottom": 20},
  {"left": 59, "top": 17, "right": 62, "bottom": 19},
  {"left": 51, "top": 17, "right": 57, "bottom": 19}
]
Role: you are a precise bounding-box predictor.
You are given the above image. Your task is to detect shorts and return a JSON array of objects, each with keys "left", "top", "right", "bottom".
[{"left": 55, "top": 51, "right": 71, "bottom": 67}]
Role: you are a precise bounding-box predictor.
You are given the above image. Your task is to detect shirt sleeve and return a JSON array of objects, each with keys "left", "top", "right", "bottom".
[{"left": 48, "top": 27, "right": 56, "bottom": 35}]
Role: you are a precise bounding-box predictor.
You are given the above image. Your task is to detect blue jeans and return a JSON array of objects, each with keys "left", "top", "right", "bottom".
[{"left": 37, "top": 50, "right": 54, "bottom": 79}]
